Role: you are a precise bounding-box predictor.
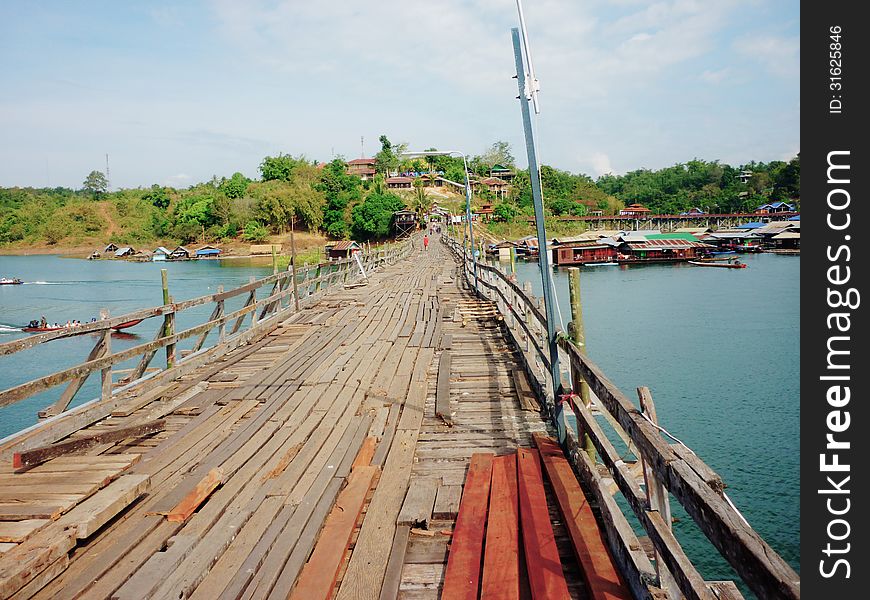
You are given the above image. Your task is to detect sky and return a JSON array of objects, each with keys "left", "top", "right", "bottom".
[{"left": 0, "top": 0, "right": 799, "bottom": 189}]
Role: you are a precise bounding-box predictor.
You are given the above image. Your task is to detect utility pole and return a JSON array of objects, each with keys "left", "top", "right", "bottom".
[
  {"left": 360, "top": 136, "right": 364, "bottom": 158},
  {"left": 511, "top": 26, "right": 560, "bottom": 397},
  {"left": 105, "top": 153, "right": 111, "bottom": 191}
]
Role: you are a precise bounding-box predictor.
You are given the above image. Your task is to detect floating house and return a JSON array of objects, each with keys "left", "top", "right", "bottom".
[
  {"left": 553, "top": 241, "right": 618, "bottom": 265},
  {"left": 104, "top": 243, "right": 119, "bottom": 254},
  {"left": 114, "top": 247, "right": 135, "bottom": 258},
  {"left": 326, "top": 240, "right": 362, "bottom": 260},
  {"left": 250, "top": 244, "right": 281, "bottom": 255},
  {"left": 195, "top": 245, "right": 222, "bottom": 258},
  {"left": 618, "top": 236, "right": 711, "bottom": 262},
  {"left": 770, "top": 230, "right": 801, "bottom": 250},
  {"left": 152, "top": 247, "right": 171, "bottom": 262},
  {"left": 171, "top": 246, "right": 191, "bottom": 260}
]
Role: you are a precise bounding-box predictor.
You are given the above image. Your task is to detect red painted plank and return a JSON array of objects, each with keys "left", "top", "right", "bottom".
[
  {"left": 516, "top": 448, "right": 570, "bottom": 600},
  {"left": 288, "top": 466, "right": 378, "bottom": 600},
  {"left": 533, "top": 434, "right": 633, "bottom": 600},
  {"left": 482, "top": 453, "right": 520, "bottom": 600},
  {"left": 442, "top": 453, "right": 494, "bottom": 600}
]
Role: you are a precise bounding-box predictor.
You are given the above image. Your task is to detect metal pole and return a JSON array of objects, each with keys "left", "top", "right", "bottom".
[
  {"left": 462, "top": 155, "right": 478, "bottom": 295},
  {"left": 511, "top": 27, "right": 560, "bottom": 395}
]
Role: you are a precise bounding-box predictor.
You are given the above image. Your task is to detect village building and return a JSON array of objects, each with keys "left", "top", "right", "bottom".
[
  {"left": 104, "top": 243, "right": 119, "bottom": 254},
  {"left": 325, "top": 240, "right": 362, "bottom": 260},
  {"left": 385, "top": 176, "right": 413, "bottom": 189},
  {"left": 755, "top": 201, "right": 796, "bottom": 214},
  {"left": 619, "top": 203, "right": 652, "bottom": 217},
  {"left": 114, "top": 246, "right": 135, "bottom": 258},
  {"left": 479, "top": 177, "right": 509, "bottom": 199},
  {"left": 346, "top": 158, "right": 377, "bottom": 181},
  {"left": 489, "top": 164, "right": 516, "bottom": 182},
  {"left": 152, "top": 247, "right": 172, "bottom": 262},
  {"left": 195, "top": 245, "right": 221, "bottom": 258},
  {"left": 170, "top": 246, "right": 190, "bottom": 259}
]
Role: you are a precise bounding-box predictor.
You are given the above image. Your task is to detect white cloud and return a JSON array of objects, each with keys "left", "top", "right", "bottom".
[
  {"left": 590, "top": 152, "right": 616, "bottom": 176},
  {"left": 734, "top": 34, "right": 799, "bottom": 77},
  {"left": 165, "top": 173, "right": 192, "bottom": 188},
  {"left": 700, "top": 68, "right": 732, "bottom": 85}
]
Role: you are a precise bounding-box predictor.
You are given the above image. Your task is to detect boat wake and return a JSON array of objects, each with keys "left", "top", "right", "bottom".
[
  {"left": 23, "top": 281, "right": 64, "bottom": 285},
  {"left": 0, "top": 324, "right": 23, "bottom": 334}
]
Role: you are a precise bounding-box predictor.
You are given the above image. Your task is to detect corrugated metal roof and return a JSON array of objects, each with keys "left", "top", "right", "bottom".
[
  {"left": 347, "top": 158, "right": 376, "bottom": 165},
  {"left": 772, "top": 231, "right": 800, "bottom": 239},
  {"left": 627, "top": 239, "right": 712, "bottom": 250},
  {"left": 646, "top": 233, "right": 700, "bottom": 241},
  {"left": 330, "top": 240, "right": 361, "bottom": 251}
]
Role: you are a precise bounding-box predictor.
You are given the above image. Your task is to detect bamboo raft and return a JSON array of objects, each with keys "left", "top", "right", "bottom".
[{"left": 0, "top": 236, "right": 798, "bottom": 599}]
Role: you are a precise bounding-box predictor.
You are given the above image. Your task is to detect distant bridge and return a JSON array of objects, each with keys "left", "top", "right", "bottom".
[{"left": 526, "top": 211, "right": 799, "bottom": 231}]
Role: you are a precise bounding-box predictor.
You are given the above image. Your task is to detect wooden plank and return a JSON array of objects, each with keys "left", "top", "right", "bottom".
[
  {"left": 533, "top": 434, "right": 632, "bottom": 600},
  {"left": 12, "top": 420, "right": 166, "bottom": 469},
  {"left": 433, "top": 485, "right": 463, "bottom": 520},
  {"left": 481, "top": 453, "right": 520, "bottom": 600},
  {"left": 352, "top": 437, "right": 377, "bottom": 471},
  {"left": 379, "top": 525, "right": 411, "bottom": 600},
  {"left": 0, "top": 520, "right": 50, "bottom": 543},
  {"left": 0, "top": 544, "right": 14, "bottom": 554},
  {"left": 335, "top": 429, "right": 418, "bottom": 600},
  {"left": 516, "top": 448, "right": 570, "bottom": 600},
  {"left": 441, "top": 453, "right": 494, "bottom": 600},
  {"left": 288, "top": 466, "right": 378, "bottom": 600},
  {"left": 165, "top": 467, "right": 223, "bottom": 523},
  {"left": 0, "top": 505, "right": 63, "bottom": 522},
  {"left": 397, "top": 478, "right": 438, "bottom": 528},
  {"left": 74, "top": 474, "right": 151, "bottom": 539},
  {"left": 435, "top": 351, "right": 452, "bottom": 426}
]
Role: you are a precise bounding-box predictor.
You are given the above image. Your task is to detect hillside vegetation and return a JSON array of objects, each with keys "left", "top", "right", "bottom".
[{"left": 0, "top": 137, "right": 798, "bottom": 251}]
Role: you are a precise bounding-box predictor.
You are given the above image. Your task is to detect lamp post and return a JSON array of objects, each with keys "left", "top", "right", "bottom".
[{"left": 402, "top": 150, "right": 479, "bottom": 295}]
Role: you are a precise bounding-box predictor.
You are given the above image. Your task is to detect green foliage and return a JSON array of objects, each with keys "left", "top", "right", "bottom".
[
  {"left": 494, "top": 201, "right": 520, "bottom": 223},
  {"left": 82, "top": 170, "right": 109, "bottom": 198},
  {"left": 549, "top": 198, "right": 588, "bottom": 217},
  {"left": 259, "top": 154, "right": 306, "bottom": 182},
  {"left": 219, "top": 172, "right": 251, "bottom": 199},
  {"left": 480, "top": 141, "right": 515, "bottom": 171},
  {"left": 317, "top": 159, "right": 362, "bottom": 239},
  {"left": 351, "top": 192, "right": 406, "bottom": 241},
  {"left": 173, "top": 192, "right": 217, "bottom": 227},
  {"left": 374, "top": 135, "right": 407, "bottom": 176},
  {"left": 411, "top": 178, "right": 433, "bottom": 225},
  {"left": 243, "top": 220, "right": 269, "bottom": 242},
  {"left": 143, "top": 184, "right": 170, "bottom": 209}
]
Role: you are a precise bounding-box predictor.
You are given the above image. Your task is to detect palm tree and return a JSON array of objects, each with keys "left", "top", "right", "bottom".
[{"left": 412, "top": 178, "right": 434, "bottom": 227}]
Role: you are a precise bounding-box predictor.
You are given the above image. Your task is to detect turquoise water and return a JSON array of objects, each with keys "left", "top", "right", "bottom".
[
  {"left": 0, "top": 255, "right": 277, "bottom": 438},
  {"left": 508, "top": 253, "right": 800, "bottom": 587}
]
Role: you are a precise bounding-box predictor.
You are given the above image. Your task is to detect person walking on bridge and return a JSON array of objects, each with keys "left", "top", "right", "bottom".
[{"left": 423, "top": 234, "right": 429, "bottom": 251}]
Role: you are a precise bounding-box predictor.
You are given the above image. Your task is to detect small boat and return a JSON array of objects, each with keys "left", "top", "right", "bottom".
[
  {"left": 22, "top": 318, "right": 143, "bottom": 334},
  {"left": 0, "top": 277, "right": 23, "bottom": 285},
  {"left": 710, "top": 250, "right": 737, "bottom": 256},
  {"left": 111, "top": 319, "right": 143, "bottom": 331},
  {"left": 688, "top": 260, "right": 747, "bottom": 269}
]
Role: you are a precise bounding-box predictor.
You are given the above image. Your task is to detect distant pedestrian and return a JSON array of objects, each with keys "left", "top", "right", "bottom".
[{"left": 423, "top": 235, "right": 429, "bottom": 251}]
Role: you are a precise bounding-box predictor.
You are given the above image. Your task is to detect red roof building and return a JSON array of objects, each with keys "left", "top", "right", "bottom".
[
  {"left": 347, "top": 158, "right": 377, "bottom": 181},
  {"left": 620, "top": 203, "right": 651, "bottom": 217}
]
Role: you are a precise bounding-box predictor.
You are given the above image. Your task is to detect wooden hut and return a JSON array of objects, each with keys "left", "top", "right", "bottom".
[
  {"left": 326, "top": 240, "right": 362, "bottom": 260},
  {"left": 195, "top": 245, "right": 222, "bottom": 258}
]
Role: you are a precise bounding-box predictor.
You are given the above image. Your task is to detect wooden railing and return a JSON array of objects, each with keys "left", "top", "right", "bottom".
[
  {"left": 0, "top": 240, "right": 412, "bottom": 456},
  {"left": 443, "top": 235, "right": 799, "bottom": 600}
]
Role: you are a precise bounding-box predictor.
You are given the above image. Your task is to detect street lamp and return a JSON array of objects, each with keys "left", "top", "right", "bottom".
[{"left": 402, "top": 150, "right": 479, "bottom": 295}]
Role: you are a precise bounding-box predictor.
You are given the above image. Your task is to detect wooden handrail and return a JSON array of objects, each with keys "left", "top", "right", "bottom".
[
  {"left": 0, "top": 239, "right": 413, "bottom": 415},
  {"left": 442, "top": 234, "right": 799, "bottom": 599}
]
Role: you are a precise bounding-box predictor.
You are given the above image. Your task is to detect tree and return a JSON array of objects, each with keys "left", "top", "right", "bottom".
[
  {"left": 374, "top": 135, "right": 407, "bottom": 176},
  {"left": 481, "top": 141, "right": 515, "bottom": 172},
  {"left": 411, "top": 178, "right": 433, "bottom": 225},
  {"left": 82, "top": 170, "right": 109, "bottom": 198},
  {"left": 317, "top": 159, "right": 361, "bottom": 239},
  {"left": 219, "top": 172, "right": 251, "bottom": 199},
  {"left": 144, "top": 184, "right": 170, "bottom": 209},
  {"left": 351, "top": 191, "right": 405, "bottom": 240},
  {"left": 260, "top": 154, "right": 305, "bottom": 182},
  {"left": 243, "top": 220, "right": 269, "bottom": 242}
]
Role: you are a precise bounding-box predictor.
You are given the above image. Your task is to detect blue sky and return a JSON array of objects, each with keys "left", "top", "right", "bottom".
[{"left": 0, "top": 0, "right": 799, "bottom": 189}]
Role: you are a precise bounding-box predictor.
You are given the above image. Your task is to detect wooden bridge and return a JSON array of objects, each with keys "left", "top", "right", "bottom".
[{"left": 0, "top": 236, "right": 798, "bottom": 599}]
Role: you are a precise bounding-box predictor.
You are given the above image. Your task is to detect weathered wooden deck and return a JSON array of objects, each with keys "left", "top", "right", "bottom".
[
  {"left": 0, "top": 240, "right": 588, "bottom": 599},
  {"left": 0, "top": 235, "right": 801, "bottom": 600}
]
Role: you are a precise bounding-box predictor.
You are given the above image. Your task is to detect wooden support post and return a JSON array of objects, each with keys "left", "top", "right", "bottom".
[
  {"left": 568, "top": 268, "right": 594, "bottom": 460},
  {"left": 523, "top": 281, "right": 533, "bottom": 353},
  {"left": 161, "top": 270, "right": 175, "bottom": 368},
  {"left": 290, "top": 216, "right": 300, "bottom": 311},
  {"left": 193, "top": 301, "right": 222, "bottom": 353},
  {"left": 272, "top": 244, "right": 278, "bottom": 275},
  {"left": 217, "top": 286, "right": 226, "bottom": 341},
  {"left": 249, "top": 276, "right": 257, "bottom": 329},
  {"left": 100, "top": 308, "right": 112, "bottom": 401},
  {"left": 637, "top": 386, "right": 679, "bottom": 597}
]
